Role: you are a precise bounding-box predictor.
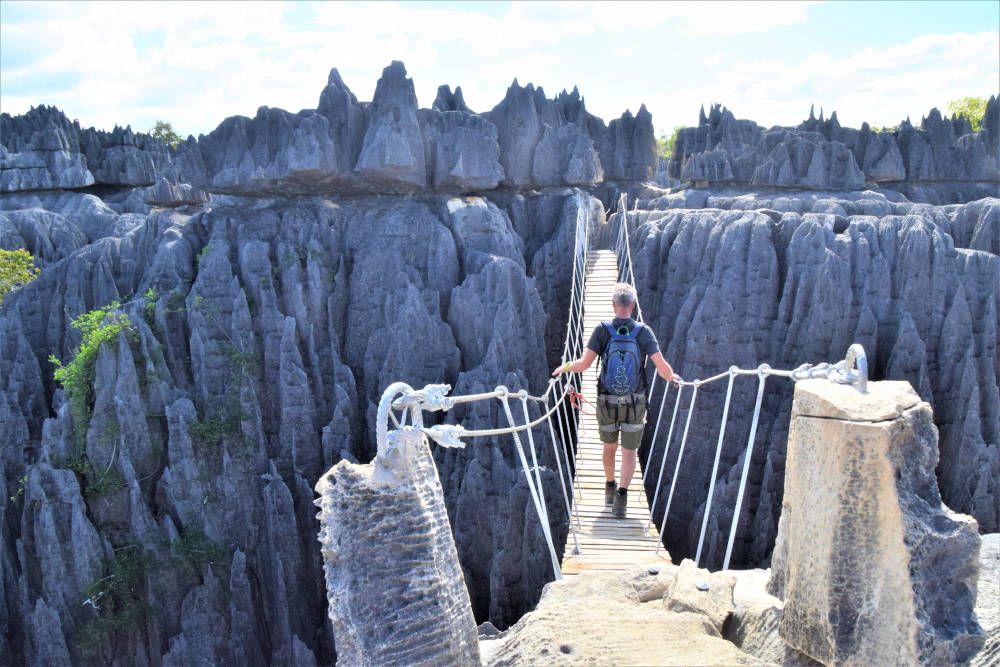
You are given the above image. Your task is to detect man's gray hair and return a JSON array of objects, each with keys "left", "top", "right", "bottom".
[{"left": 612, "top": 283, "right": 637, "bottom": 306}]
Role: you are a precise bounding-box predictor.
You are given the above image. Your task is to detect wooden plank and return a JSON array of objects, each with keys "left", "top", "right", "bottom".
[{"left": 554, "top": 250, "right": 675, "bottom": 574}]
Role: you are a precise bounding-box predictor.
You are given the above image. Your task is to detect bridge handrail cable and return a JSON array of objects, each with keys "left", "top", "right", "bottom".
[{"left": 377, "top": 192, "right": 870, "bottom": 576}]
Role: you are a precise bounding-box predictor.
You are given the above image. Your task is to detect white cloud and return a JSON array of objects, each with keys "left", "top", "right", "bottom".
[
  {"left": 640, "top": 31, "right": 999, "bottom": 135},
  {"left": 0, "top": 1, "right": 996, "bottom": 143}
]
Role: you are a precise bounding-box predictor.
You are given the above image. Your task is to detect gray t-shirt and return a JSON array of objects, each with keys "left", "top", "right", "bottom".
[{"left": 586, "top": 318, "right": 660, "bottom": 394}]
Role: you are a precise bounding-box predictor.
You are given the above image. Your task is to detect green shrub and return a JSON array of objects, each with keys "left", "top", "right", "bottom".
[
  {"left": 656, "top": 126, "right": 686, "bottom": 160},
  {"left": 0, "top": 248, "right": 39, "bottom": 304},
  {"left": 142, "top": 288, "right": 157, "bottom": 324},
  {"left": 172, "top": 528, "right": 228, "bottom": 568},
  {"left": 947, "top": 96, "right": 988, "bottom": 133},
  {"left": 8, "top": 475, "right": 27, "bottom": 504},
  {"left": 78, "top": 545, "right": 153, "bottom": 659},
  {"left": 189, "top": 414, "right": 240, "bottom": 448},
  {"left": 150, "top": 120, "right": 182, "bottom": 149},
  {"left": 49, "top": 302, "right": 135, "bottom": 438},
  {"left": 53, "top": 448, "right": 126, "bottom": 498}
]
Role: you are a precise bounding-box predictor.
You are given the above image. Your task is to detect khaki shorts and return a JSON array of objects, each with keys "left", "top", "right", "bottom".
[{"left": 596, "top": 394, "right": 647, "bottom": 450}]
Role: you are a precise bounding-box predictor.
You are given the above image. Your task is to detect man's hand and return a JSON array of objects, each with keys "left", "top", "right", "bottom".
[{"left": 552, "top": 362, "right": 570, "bottom": 377}]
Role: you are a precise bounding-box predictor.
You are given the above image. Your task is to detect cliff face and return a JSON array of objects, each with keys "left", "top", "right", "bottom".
[
  {"left": 2, "top": 58, "right": 998, "bottom": 664},
  {"left": 0, "top": 61, "right": 640, "bottom": 663},
  {"left": 668, "top": 100, "right": 1000, "bottom": 202},
  {"left": 1, "top": 61, "right": 657, "bottom": 200},
  {"left": 626, "top": 187, "right": 1000, "bottom": 569},
  {"left": 0, "top": 187, "right": 598, "bottom": 663}
]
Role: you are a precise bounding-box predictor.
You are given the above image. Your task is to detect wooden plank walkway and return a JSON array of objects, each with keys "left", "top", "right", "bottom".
[{"left": 561, "top": 250, "right": 672, "bottom": 575}]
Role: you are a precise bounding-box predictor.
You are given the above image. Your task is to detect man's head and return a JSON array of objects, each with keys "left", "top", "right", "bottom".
[{"left": 612, "top": 283, "right": 637, "bottom": 318}]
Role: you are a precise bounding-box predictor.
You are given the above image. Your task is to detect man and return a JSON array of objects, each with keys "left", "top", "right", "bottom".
[{"left": 552, "top": 283, "right": 676, "bottom": 518}]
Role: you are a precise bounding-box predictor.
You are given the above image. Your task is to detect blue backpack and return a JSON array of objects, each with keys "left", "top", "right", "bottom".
[{"left": 601, "top": 321, "right": 643, "bottom": 396}]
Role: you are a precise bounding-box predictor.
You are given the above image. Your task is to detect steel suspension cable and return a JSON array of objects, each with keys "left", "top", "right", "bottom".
[
  {"left": 641, "top": 379, "right": 671, "bottom": 486},
  {"left": 656, "top": 383, "right": 699, "bottom": 556},
  {"left": 695, "top": 368, "right": 738, "bottom": 567},
  {"left": 500, "top": 394, "right": 562, "bottom": 579},
  {"left": 644, "top": 383, "right": 685, "bottom": 536},
  {"left": 543, "top": 396, "right": 582, "bottom": 551},
  {"left": 722, "top": 368, "right": 769, "bottom": 570}
]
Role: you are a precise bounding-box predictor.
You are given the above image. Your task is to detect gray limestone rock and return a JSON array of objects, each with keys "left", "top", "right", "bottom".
[
  {"left": 433, "top": 84, "right": 472, "bottom": 113},
  {"left": 420, "top": 110, "right": 504, "bottom": 191},
  {"left": 144, "top": 177, "right": 210, "bottom": 208},
  {"left": 601, "top": 104, "right": 657, "bottom": 182},
  {"left": 315, "top": 427, "right": 481, "bottom": 666},
  {"left": 972, "top": 533, "right": 999, "bottom": 667},
  {"left": 355, "top": 61, "right": 428, "bottom": 189},
  {"left": 484, "top": 567, "right": 761, "bottom": 666},
  {"left": 4, "top": 63, "right": 657, "bottom": 198},
  {"left": 623, "top": 197, "right": 1000, "bottom": 568},
  {"left": 0, "top": 185, "right": 588, "bottom": 661},
  {"left": 768, "top": 380, "right": 983, "bottom": 664},
  {"left": 532, "top": 123, "right": 603, "bottom": 187},
  {"left": 723, "top": 569, "right": 820, "bottom": 666},
  {"left": 669, "top": 101, "right": 1000, "bottom": 195},
  {"left": 663, "top": 559, "right": 736, "bottom": 633},
  {"left": 1, "top": 105, "right": 180, "bottom": 193}
]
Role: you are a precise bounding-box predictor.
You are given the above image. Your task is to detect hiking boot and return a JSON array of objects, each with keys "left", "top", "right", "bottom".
[
  {"left": 612, "top": 488, "right": 628, "bottom": 518},
  {"left": 604, "top": 480, "right": 618, "bottom": 506}
]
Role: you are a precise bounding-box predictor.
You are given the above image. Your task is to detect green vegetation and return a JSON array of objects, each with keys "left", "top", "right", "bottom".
[
  {"left": 8, "top": 475, "right": 28, "bottom": 504},
  {"left": 189, "top": 414, "right": 240, "bottom": 448},
  {"left": 142, "top": 288, "right": 158, "bottom": 324},
  {"left": 49, "top": 302, "right": 135, "bottom": 437},
  {"left": 0, "top": 248, "right": 40, "bottom": 304},
  {"left": 656, "top": 126, "right": 686, "bottom": 160},
  {"left": 172, "top": 528, "right": 228, "bottom": 569},
  {"left": 947, "top": 96, "right": 988, "bottom": 133},
  {"left": 150, "top": 120, "right": 182, "bottom": 149},
  {"left": 54, "top": 448, "right": 127, "bottom": 498},
  {"left": 869, "top": 125, "right": 899, "bottom": 134},
  {"left": 78, "top": 545, "right": 153, "bottom": 659}
]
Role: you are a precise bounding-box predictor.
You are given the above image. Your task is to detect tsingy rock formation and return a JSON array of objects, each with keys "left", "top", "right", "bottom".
[
  {"left": 768, "top": 380, "right": 982, "bottom": 664},
  {"left": 668, "top": 99, "right": 1000, "bottom": 202}
]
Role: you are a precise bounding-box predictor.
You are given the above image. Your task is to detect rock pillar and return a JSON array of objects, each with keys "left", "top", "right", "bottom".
[
  {"left": 314, "top": 426, "right": 480, "bottom": 666},
  {"left": 768, "top": 380, "right": 983, "bottom": 665}
]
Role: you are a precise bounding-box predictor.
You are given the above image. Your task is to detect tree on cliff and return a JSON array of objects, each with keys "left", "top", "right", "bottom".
[
  {"left": 0, "top": 248, "right": 39, "bottom": 304},
  {"left": 657, "top": 126, "right": 685, "bottom": 160},
  {"left": 947, "top": 97, "right": 988, "bottom": 132},
  {"left": 150, "top": 120, "right": 182, "bottom": 148}
]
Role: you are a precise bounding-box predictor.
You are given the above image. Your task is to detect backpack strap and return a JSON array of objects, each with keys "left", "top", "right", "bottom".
[{"left": 629, "top": 322, "right": 644, "bottom": 338}]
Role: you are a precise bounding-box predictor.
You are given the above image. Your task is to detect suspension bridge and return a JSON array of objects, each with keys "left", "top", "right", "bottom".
[{"left": 376, "top": 193, "right": 869, "bottom": 581}]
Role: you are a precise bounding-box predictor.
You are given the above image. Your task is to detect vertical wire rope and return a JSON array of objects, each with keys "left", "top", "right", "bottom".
[
  {"left": 722, "top": 369, "right": 768, "bottom": 570},
  {"left": 657, "top": 384, "right": 699, "bottom": 556},
  {"left": 695, "top": 369, "right": 738, "bottom": 567},
  {"left": 500, "top": 394, "right": 562, "bottom": 579},
  {"left": 641, "top": 380, "right": 670, "bottom": 485},
  {"left": 644, "top": 384, "right": 685, "bottom": 536}
]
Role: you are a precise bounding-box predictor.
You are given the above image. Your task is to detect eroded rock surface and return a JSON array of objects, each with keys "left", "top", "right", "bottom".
[
  {"left": 625, "top": 189, "right": 1000, "bottom": 571},
  {"left": 768, "top": 380, "right": 982, "bottom": 664},
  {"left": 315, "top": 428, "right": 480, "bottom": 666},
  {"left": 669, "top": 100, "right": 1000, "bottom": 201},
  {"left": 3, "top": 57, "right": 998, "bottom": 665},
  {"left": 483, "top": 563, "right": 761, "bottom": 666},
  {"left": 0, "top": 184, "right": 593, "bottom": 662},
  {"left": 972, "top": 533, "right": 1000, "bottom": 667}
]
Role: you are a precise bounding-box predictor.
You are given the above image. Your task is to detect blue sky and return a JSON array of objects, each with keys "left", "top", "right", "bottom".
[{"left": 1, "top": 1, "right": 997, "bottom": 139}]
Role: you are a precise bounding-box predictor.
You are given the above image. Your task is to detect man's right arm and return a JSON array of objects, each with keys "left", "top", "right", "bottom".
[{"left": 552, "top": 325, "right": 603, "bottom": 376}]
